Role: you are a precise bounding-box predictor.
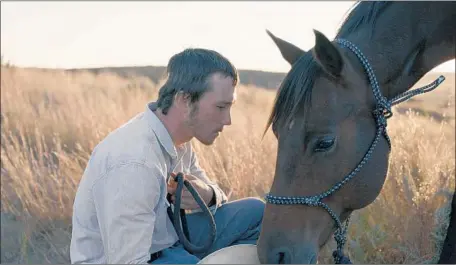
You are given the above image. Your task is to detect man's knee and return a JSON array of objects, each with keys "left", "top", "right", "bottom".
[
  {"left": 233, "top": 197, "right": 265, "bottom": 223},
  {"left": 243, "top": 197, "right": 265, "bottom": 211},
  {"left": 208, "top": 197, "right": 265, "bottom": 247}
]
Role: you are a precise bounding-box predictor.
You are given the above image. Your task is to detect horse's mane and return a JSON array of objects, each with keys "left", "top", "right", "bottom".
[
  {"left": 263, "top": 1, "right": 393, "bottom": 136},
  {"left": 336, "top": 1, "right": 392, "bottom": 38}
]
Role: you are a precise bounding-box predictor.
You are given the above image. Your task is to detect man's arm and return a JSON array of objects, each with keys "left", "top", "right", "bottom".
[
  {"left": 92, "top": 162, "right": 163, "bottom": 264},
  {"left": 188, "top": 145, "right": 228, "bottom": 212}
]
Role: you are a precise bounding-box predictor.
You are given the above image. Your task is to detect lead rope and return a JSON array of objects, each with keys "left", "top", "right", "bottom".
[{"left": 168, "top": 172, "right": 217, "bottom": 254}]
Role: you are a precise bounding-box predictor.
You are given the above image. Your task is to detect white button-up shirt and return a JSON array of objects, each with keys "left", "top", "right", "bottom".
[{"left": 70, "top": 102, "right": 228, "bottom": 264}]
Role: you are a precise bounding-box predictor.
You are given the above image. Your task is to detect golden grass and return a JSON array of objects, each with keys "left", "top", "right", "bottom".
[{"left": 1, "top": 66, "right": 454, "bottom": 263}]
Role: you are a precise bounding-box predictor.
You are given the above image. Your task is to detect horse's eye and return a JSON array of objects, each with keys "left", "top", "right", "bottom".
[{"left": 314, "top": 137, "right": 335, "bottom": 152}]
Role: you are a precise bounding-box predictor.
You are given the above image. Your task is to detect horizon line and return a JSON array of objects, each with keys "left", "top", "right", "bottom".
[{"left": 4, "top": 62, "right": 455, "bottom": 75}]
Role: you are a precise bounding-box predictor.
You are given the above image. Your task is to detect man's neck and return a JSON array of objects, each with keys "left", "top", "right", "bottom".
[{"left": 153, "top": 108, "right": 192, "bottom": 147}]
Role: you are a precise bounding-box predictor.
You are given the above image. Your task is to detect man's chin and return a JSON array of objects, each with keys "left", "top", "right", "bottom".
[
  {"left": 200, "top": 139, "right": 216, "bottom": 146},
  {"left": 196, "top": 135, "right": 217, "bottom": 146}
]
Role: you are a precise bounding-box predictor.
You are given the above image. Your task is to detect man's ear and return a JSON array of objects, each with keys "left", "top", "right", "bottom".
[
  {"left": 174, "top": 91, "right": 188, "bottom": 102},
  {"left": 172, "top": 91, "right": 189, "bottom": 111}
]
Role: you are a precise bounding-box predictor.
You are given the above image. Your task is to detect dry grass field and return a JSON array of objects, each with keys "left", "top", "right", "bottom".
[{"left": 1, "top": 65, "right": 454, "bottom": 264}]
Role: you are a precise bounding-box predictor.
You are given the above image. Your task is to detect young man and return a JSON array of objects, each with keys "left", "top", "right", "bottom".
[{"left": 70, "top": 48, "right": 265, "bottom": 264}]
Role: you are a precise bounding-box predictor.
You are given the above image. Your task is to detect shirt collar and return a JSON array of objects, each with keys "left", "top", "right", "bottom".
[{"left": 145, "top": 101, "right": 180, "bottom": 160}]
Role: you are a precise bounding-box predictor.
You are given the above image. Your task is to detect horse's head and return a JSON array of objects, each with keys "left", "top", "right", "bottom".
[
  {"left": 257, "top": 1, "right": 455, "bottom": 263},
  {"left": 257, "top": 29, "right": 392, "bottom": 263}
]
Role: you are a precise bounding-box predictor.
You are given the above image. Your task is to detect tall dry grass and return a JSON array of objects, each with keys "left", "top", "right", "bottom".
[{"left": 1, "top": 66, "right": 454, "bottom": 264}]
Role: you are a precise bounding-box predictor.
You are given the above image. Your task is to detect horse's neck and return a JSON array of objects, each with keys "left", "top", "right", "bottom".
[{"left": 346, "top": 2, "right": 455, "bottom": 100}]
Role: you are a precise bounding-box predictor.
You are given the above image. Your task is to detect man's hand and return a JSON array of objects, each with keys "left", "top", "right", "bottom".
[{"left": 167, "top": 173, "right": 214, "bottom": 210}]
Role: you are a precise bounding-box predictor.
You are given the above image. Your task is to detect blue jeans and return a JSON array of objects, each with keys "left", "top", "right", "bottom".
[{"left": 150, "top": 197, "right": 265, "bottom": 264}]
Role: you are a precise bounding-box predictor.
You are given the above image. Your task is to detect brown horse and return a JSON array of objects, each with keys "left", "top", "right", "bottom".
[{"left": 257, "top": 1, "right": 456, "bottom": 264}]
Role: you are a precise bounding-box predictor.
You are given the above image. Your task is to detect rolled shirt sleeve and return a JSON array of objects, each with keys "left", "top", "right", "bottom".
[{"left": 92, "top": 162, "right": 163, "bottom": 264}]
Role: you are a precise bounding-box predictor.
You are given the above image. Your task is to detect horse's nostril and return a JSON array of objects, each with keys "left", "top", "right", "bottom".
[
  {"left": 273, "top": 249, "right": 291, "bottom": 264},
  {"left": 278, "top": 252, "right": 285, "bottom": 264}
]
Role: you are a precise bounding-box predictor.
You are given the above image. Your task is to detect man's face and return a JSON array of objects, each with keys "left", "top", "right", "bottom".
[{"left": 186, "top": 73, "right": 236, "bottom": 145}]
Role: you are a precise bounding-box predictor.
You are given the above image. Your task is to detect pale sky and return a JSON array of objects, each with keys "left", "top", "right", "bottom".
[{"left": 1, "top": 1, "right": 454, "bottom": 73}]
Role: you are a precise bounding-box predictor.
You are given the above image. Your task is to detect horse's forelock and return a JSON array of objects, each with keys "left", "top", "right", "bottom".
[{"left": 264, "top": 52, "right": 322, "bottom": 136}]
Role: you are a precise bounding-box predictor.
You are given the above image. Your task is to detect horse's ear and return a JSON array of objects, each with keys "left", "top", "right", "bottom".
[
  {"left": 266, "top": 29, "right": 305, "bottom": 65},
  {"left": 312, "top": 29, "right": 343, "bottom": 78}
]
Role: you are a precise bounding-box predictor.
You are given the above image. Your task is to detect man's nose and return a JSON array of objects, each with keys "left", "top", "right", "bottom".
[{"left": 224, "top": 112, "right": 232, "bottom": 126}]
